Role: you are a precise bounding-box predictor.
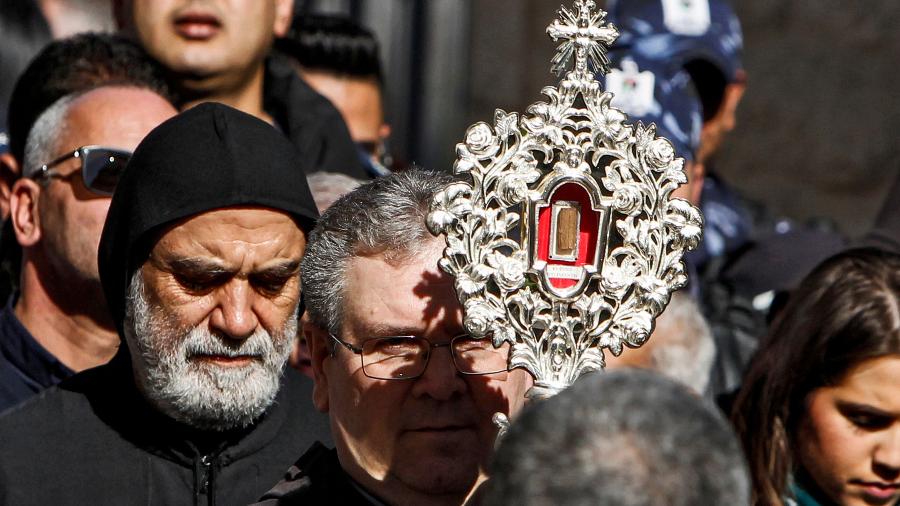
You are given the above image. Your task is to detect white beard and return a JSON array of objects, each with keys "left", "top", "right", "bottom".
[{"left": 123, "top": 271, "right": 296, "bottom": 431}]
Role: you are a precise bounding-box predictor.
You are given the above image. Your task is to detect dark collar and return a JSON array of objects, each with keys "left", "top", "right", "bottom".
[
  {"left": 255, "top": 442, "right": 386, "bottom": 505},
  {"left": 0, "top": 293, "right": 74, "bottom": 392}
]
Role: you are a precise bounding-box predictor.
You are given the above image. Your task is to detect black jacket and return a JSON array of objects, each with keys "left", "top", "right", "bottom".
[
  {"left": 263, "top": 54, "right": 368, "bottom": 179},
  {"left": 253, "top": 443, "right": 381, "bottom": 506},
  {"left": 0, "top": 294, "right": 73, "bottom": 412},
  {"left": 0, "top": 353, "right": 331, "bottom": 506}
]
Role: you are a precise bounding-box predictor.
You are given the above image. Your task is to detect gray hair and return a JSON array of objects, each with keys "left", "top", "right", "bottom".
[
  {"left": 301, "top": 169, "right": 456, "bottom": 334},
  {"left": 483, "top": 370, "right": 750, "bottom": 506},
  {"left": 23, "top": 93, "right": 77, "bottom": 177},
  {"left": 648, "top": 292, "right": 716, "bottom": 394}
]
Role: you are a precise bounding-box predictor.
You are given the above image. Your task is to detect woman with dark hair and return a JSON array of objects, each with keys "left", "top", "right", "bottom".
[{"left": 731, "top": 247, "right": 900, "bottom": 506}]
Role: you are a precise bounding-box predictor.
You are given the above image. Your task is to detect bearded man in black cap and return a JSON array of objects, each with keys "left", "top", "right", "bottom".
[{"left": 0, "top": 103, "right": 331, "bottom": 505}]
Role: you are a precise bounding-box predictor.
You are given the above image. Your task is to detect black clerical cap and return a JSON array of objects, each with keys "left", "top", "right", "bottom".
[{"left": 98, "top": 102, "right": 319, "bottom": 332}]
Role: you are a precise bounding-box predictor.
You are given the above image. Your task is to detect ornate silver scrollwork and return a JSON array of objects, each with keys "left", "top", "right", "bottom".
[{"left": 427, "top": 0, "right": 703, "bottom": 399}]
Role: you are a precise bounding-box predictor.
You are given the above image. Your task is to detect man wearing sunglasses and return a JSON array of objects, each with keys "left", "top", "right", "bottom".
[
  {"left": 0, "top": 34, "right": 177, "bottom": 412},
  {"left": 255, "top": 170, "right": 532, "bottom": 505}
]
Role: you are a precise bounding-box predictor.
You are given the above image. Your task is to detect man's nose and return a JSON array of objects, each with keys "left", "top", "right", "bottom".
[
  {"left": 411, "top": 345, "right": 466, "bottom": 401},
  {"left": 209, "top": 280, "right": 259, "bottom": 341}
]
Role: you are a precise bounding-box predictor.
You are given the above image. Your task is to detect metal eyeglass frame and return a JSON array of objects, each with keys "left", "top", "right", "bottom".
[
  {"left": 328, "top": 333, "right": 509, "bottom": 380},
  {"left": 29, "top": 145, "right": 131, "bottom": 196}
]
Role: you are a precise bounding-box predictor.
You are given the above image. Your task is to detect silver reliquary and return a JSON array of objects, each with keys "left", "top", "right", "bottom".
[{"left": 427, "top": 0, "right": 703, "bottom": 400}]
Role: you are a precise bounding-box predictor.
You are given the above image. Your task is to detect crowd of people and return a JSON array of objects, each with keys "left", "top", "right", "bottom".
[{"left": 0, "top": 0, "right": 897, "bottom": 505}]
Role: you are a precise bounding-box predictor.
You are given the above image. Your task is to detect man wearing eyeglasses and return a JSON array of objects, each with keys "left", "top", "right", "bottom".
[
  {"left": 254, "top": 170, "right": 532, "bottom": 506},
  {"left": 0, "top": 34, "right": 177, "bottom": 412}
]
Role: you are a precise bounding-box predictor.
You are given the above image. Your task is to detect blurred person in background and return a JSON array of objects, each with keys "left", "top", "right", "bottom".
[
  {"left": 0, "top": 0, "right": 54, "bottom": 217},
  {"left": 115, "top": 0, "right": 367, "bottom": 178},
  {"left": 731, "top": 248, "right": 900, "bottom": 506},
  {"left": 604, "top": 0, "right": 846, "bottom": 402},
  {"left": 605, "top": 292, "right": 715, "bottom": 396},
  {"left": 602, "top": 51, "right": 731, "bottom": 400},
  {"left": 276, "top": 14, "right": 392, "bottom": 177},
  {"left": 0, "top": 0, "right": 54, "bottom": 304},
  {"left": 606, "top": 0, "right": 846, "bottom": 323},
  {"left": 602, "top": 50, "right": 704, "bottom": 205},
  {"left": 0, "top": 34, "right": 176, "bottom": 412},
  {"left": 607, "top": 0, "right": 750, "bottom": 262},
  {"left": 36, "top": 0, "right": 114, "bottom": 37},
  {"left": 483, "top": 369, "right": 750, "bottom": 506},
  {"left": 1, "top": 0, "right": 114, "bottom": 213}
]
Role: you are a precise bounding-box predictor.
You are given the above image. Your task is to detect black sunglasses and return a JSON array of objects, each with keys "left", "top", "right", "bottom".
[{"left": 30, "top": 145, "right": 131, "bottom": 196}]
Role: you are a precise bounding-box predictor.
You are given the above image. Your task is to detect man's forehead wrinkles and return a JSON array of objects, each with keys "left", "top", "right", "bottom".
[
  {"left": 344, "top": 253, "right": 461, "bottom": 336},
  {"left": 348, "top": 287, "right": 459, "bottom": 337},
  {"left": 162, "top": 252, "right": 302, "bottom": 275},
  {"left": 157, "top": 228, "right": 301, "bottom": 257},
  {"left": 189, "top": 235, "right": 288, "bottom": 250}
]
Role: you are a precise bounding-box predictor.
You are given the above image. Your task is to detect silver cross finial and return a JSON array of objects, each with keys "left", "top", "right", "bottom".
[{"left": 547, "top": 0, "right": 619, "bottom": 76}]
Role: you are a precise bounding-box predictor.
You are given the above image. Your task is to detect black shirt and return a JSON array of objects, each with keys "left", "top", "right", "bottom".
[
  {"left": 0, "top": 352, "right": 332, "bottom": 506},
  {"left": 0, "top": 294, "right": 73, "bottom": 413},
  {"left": 253, "top": 443, "right": 383, "bottom": 506}
]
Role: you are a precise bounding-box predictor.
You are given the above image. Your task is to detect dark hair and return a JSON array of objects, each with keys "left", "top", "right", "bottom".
[
  {"left": 484, "top": 370, "right": 750, "bottom": 506},
  {"left": 684, "top": 59, "right": 728, "bottom": 121},
  {"left": 7, "top": 32, "right": 173, "bottom": 163},
  {"left": 275, "top": 14, "right": 382, "bottom": 82},
  {"left": 0, "top": 0, "right": 52, "bottom": 132},
  {"left": 730, "top": 247, "right": 900, "bottom": 505}
]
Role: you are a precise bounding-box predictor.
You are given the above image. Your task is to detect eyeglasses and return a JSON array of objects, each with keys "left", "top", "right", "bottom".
[
  {"left": 329, "top": 333, "right": 510, "bottom": 380},
  {"left": 30, "top": 145, "right": 131, "bottom": 196}
]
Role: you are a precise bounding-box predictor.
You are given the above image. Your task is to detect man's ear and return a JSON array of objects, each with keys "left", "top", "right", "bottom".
[
  {"left": 9, "top": 178, "right": 43, "bottom": 247},
  {"left": 272, "top": 0, "right": 293, "bottom": 38},
  {"left": 0, "top": 153, "right": 21, "bottom": 221},
  {"left": 305, "top": 315, "right": 331, "bottom": 413}
]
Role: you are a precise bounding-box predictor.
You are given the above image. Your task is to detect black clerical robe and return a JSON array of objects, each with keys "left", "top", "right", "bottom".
[
  {"left": 253, "top": 442, "right": 383, "bottom": 506},
  {"left": 0, "top": 353, "right": 331, "bottom": 506}
]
